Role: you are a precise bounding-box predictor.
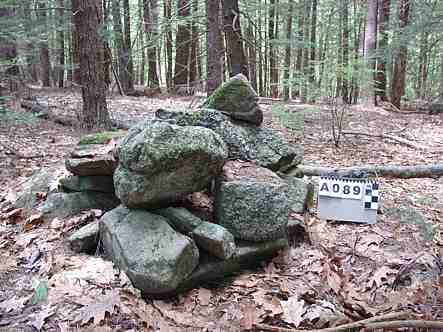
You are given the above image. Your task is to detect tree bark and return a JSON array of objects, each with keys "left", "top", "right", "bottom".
[
  {"left": 189, "top": 0, "right": 199, "bottom": 84},
  {"left": 56, "top": 0, "right": 65, "bottom": 88},
  {"left": 206, "top": 0, "right": 224, "bottom": 94},
  {"left": 144, "top": 0, "right": 160, "bottom": 89},
  {"left": 390, "top": 0, "right": 410, "bottom": 109},
  {"left": 309, "top": 0, "right": 317, "bottom": 89},
  {"left": 246, "top": 24, "right": 257, "bottom": 91},
  {"left": 341, "top": 0, "right": 350, "bottom": 103},
  {"left": 71, "top": 4, "right": 82, "bottom": 84},
  {"left": 364, "top": 0, "right": 378, "bottom": 105},
  {"left": 37, "top": 2, "right": 51, "bottom": 87},
  {"left": 122, "top": 0, "right": 134, "bottom": 91},
  {"left": 71, "top": 0, "right": 111, "bottom": 130},
  {"left": 222, "top": 0, "right": 247, "bottom": 77},
  {"left": 164, "top": 0, "right": 173, "bottom": 91},
  {"left": 138, "top": 0, "right": 145, "bottom": 85},
  {"left": 174, "top": 0, "right": 191, "bottom": 86},
  {"left": 103, "top": 0, "right": 112, "bottom": 87},
  {"left": 283, "top": 0, "right": 294, "bottom": 101},
  {"left": 300, "top": 0, "right": 311, "bottom": 103},
  {"left": 375, "top": 0, "right": 390, "bottom": 102},
  {"left": 269, "top": 0, "right": 278, "bottom": 97},
  {"left": 440, "top": 43, "right": 443, "bottom": 98}
]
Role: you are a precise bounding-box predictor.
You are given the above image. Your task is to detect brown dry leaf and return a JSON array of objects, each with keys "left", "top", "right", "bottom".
[
  {"left": 322, "top": 261, "right": 343, "bottom": 295},
  {"left": 0, "top": 296, "right": 28, "bottom": 313},
  {"left": 2, "top": 207, "right": 23, "bottom": 222},
  {"left": 24, "top": 214, "right": 44, "bottom": 231},
  {"left": 252, "top": 289, "right": 283, "bottom": 318},
  {"left": 75, "top": 292, "right": 120, "bottom": 326},
  {"left": 240, "top": 303, "right": 261, "bottom": 330},
  {"left": 29, "top": 305, "right": 56, "bottom": 331},
  {"left": 368, "top": 266, "right": 398, "bottom": 289},
  {"left": 197, "top": 288, "right": 212, "bottom": 306},
  {"left": 35, "top": 191, "right": 47, "bottom": 200},
  {"left": 233, "top": 274, "right": 259, "bottom": 288},
  {"left": 280, "top": 297, "right": 306, "bottom": 327}
]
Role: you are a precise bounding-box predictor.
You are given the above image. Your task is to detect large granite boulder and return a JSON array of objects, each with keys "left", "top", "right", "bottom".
[
  {"left": 114, "top": 121, "right": 227, "bottom": 208},
  {"left": 285, "top": 177, "right": 314, "bottom": 213},
  {"left": 39, "top": 192, "right": 119, "bottom": 220},
  {"left": 99, "top": 206, "right": 199, "bottom": 296},
  {"left": 214, "top": 161, "right": 291, "bottom": 242},
  {"left": 155, "top": 108, "right": 302, "bottom": 172},
  {"left": 68, "top": 221, "right": 99, "bottom": 254},
  {"left": 202, "top": 74, "right": 263, "bottom": 126}
]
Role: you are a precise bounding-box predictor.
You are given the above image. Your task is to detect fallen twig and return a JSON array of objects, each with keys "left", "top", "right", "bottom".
[
  {"left": 254, "top": 311, "right": 429, "bottom": 332},
  {"left": 341, "top": 130, "right": 425, "bottom": 149},
  {"left": 289, "top": 164, "right": 443, "bottom": 179}
]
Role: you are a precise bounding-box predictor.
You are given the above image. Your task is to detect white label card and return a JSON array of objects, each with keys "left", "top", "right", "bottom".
[{"left": 318, "top": 178, "right": 363, "bottom": 200}]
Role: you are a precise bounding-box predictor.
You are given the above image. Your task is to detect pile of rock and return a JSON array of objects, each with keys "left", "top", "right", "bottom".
[{"left": 14, "top": 74, "right": 312, "bottom": 298}]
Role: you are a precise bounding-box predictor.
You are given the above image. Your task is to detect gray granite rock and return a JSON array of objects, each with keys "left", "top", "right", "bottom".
[
  {"left": 113, "top": 121, "right": 227, "bottom": 208},
  {"left": 39, "top": 192, "right": 119, "bottom": 220},
  {"left": 59, "top": 175, "right": 114, "bottom": 193},
  {"left": 155, "top": 108, "right": 301, "bottom": 172},
  {"left": 202, "top": 74, "right": 263, "bottom": 125},
  {"left": 99, "top": 206, "right": 199, "bottom": 296},
  {"left": 286, "top": 177, "right": 314, "bottom": 213},
  {"left": 191, "top": 221, "right": 236, "bottom": 260},
  {"left": 215, "top": 162, "right": 290, "bottom": 242},
  {"left": 69, "top": 221, "right": 99, "bottom": 254},
  {"left": 155, "top": 207, "right": 203, "bottom": 234},
  {"left": 65, "top": 155, "right": 117, "bottom": 176}
]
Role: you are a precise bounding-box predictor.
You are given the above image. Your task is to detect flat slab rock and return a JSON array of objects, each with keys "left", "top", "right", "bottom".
[
  {"left": 59, "top": 175, "right": 115, "bottom": 193},
  {"left": 215, "top": 161, "right": 291, "bottom": 242},
  {"left": 152, "top": 238, "right": 288, "bottom": 299},
  {"left": 39, "top": 192, "right": 119, "bottom": 220},
  {"left": 155, "top": 108, "right": 302, "bottom": 172},
  {"left": 69, "top": 221, "right": 99, "bottom": 254}
]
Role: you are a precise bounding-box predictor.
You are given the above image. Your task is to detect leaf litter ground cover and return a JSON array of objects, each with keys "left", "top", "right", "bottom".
[{"left": 0, "top": 90, "right": 442, "bottom": 331}]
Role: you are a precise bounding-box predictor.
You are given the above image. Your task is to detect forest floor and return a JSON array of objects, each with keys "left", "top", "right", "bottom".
[{"left": 0, "top": 88, "right": 442, "bottom": 331}]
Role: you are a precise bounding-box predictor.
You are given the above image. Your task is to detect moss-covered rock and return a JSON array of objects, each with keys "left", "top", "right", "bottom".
[
  {"left": 114, "top": 120, "right": 228, "bottom": 208},
  {"left": 202, "top": 74, "right": 263, "bottom": 126}
]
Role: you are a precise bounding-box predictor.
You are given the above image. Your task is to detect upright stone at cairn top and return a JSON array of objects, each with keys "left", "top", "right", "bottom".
[{"left": 203, "top": 74, "right": 264, "bottom": 126}]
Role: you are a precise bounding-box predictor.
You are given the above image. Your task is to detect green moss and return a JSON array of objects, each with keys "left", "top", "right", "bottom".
[
  {"left": 78, "top": 130, "right": 126, "bottom": 145},
  {"left": 204, "top": 79, "right": 251, "bottom": 109}
]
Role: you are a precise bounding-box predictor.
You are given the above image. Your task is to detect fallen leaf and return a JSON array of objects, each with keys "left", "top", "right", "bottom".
[
  {"left": 252, "top": 289, "right": 283, "bottom": 318},
  {"left": 2, "top": 208, "right": 23, "bottom": 223},
  {"left": 281, "top": 297, "right": 306, "bottom": 327},
  {"left": 197, "top": 288, "right": 212, "bottom": 306},
  {"left": 0, "top": 296, "right": 28, "bottom": 313},
  {"left": 368, "top": 266, "right": 398, "bottom": 289},
  {"left": 24, "top": 214, "right": 44, "bottom": 231},
  {"left": 29, "top": 305, "right": 56, "bottom": 331},
  {"left": 240, "top": 303, "right": 260, "bottom": 330},
  {"left": 75, "top": 292, "right": 119, "bottom": 325}
]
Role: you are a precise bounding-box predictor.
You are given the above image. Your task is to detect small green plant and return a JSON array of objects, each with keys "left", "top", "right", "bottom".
[{"left": 78, "top": 130, "right": 126, "bottom": 145}]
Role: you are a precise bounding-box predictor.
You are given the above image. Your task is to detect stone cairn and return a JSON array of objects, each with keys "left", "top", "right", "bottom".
[{"left": 15, "top": 74, "right": 312, "bottom": 298}]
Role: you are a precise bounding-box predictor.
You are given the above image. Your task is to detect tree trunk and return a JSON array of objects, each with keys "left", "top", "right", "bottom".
[
  {"left": 341, "top": 0, "right": 350, "bottom": 103},
  {"left": 416, "top": 32, "right": 428, "bottom": 99},
  {"left": 113, "top": 0, "right": 132, "bottom": 93},
  {"left": 375, "top": 0, "right": 390, "bottom": 102},
  {"left": 103, "top": 0, "right": 112, "bottom": 87},
  {"left": 174, "top": 0, "right": 191, "bottom": 86},
  {"left": 164, "top": 0, "right": 173, "bottom": 91},
  {"left": 222, "top": 0, "right": 247, "bottom": 77},
  {"left": 0, "top": 6, "right": 18, "bottom": 93},
  {"left": 283, "top": 0, "right": 294, "bottom": 101},
  {"left": 206, "top": 0, "right": 223, "bottom": 95},
  {"left": 268, "top": 0, "right": 278, "bottom": 97},
  {"left": 71, "top": 0, "right": 111, "bottom": 130},
  {"left": 300, "top": 0, "right": 311, "bottom": 103},
  {"left": 71, "top": 6, "right": 82, "bottom": 84},
  {"left": 56, "top": 0, "right": 65, "bottom": 88},
  {"left": 138, "top": 0, "right": 145, "bottom": 85},
  {"left": 364, "top": 0, "right": 378, "bottom": 105},
  {"left": 309, "top": 0, "right": 317, "bottom": 90},
  {"left": 258, "top": 3, "right": 264, "bottom": 96},
  {"left": 37, "top": 2, "right": 51, "bottom": 87},
  {"left": 144, "top": 0, "right": 160, "bottom": 88},
  {"left": 390, "top": 0, "right": 410, "bottom": 109},
  {"left": 189, "top": 0, "right": 199, "bottom": 84},
  {"left": 122, "top": 0, "right": 134, "bottom": 91},
  {"left": 440, "top": 43, "right": 443, "bottom": 98},
  {"left": 247, "top": 24, "right": 257, "bottom": 91},
  {"left": 295, "top": 2, "right": 304, "bottom": 98}
]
